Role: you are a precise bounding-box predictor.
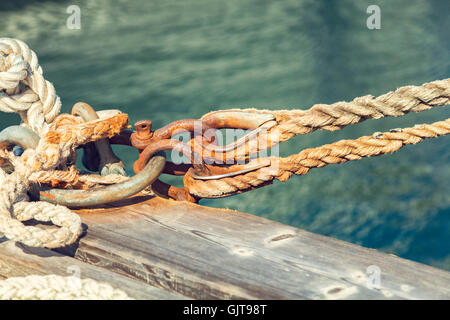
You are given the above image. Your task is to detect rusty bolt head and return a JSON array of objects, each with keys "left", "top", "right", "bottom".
[
  {"left": 131, "top": 120, "right": 154, "bottom": 150},
  {"left": 135, "top": 120, "right": 153, "bottom": 139}
]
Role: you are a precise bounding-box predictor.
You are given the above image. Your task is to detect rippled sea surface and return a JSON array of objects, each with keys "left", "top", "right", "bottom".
[{"left": 1, "top": 0, "right": 449, "bottom": 270}]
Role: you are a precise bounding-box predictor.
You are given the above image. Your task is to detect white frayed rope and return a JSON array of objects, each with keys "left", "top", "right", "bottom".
[{"left": 0, "top": 38, "right": 132, "bottom": 300}]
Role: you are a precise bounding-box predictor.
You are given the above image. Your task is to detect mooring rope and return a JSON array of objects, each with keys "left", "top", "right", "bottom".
[
  {"left": 200, "top": 79, "right": 450, "bottom": 159},
  {"left": 184, "top": 78, "right": 450, "bottom": 198},
  {"left": 30, "top": 167, "right": 129, "bottom": 189},
  {"left": 0, "top": 38, "right": 61, "bottom": 135},
  {"left": 0, "top": 112, "right": 128, "bottom": 248},
  {"left": 0, "top": 37, "right": 448, "bottom": 299},
  {"left": 184, "top": 118, "right": 450, "bottom": 198},
  {"left": 0, "top": 38, "right": 132, "bottom": 299}
]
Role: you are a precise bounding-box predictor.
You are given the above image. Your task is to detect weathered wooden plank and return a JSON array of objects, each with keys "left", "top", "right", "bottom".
[
  {"left": 56, "top": 195, "right": 450, "bottom": 300},
  {"left": 0, "top": 239, "right": 186, "bottom": 300}
]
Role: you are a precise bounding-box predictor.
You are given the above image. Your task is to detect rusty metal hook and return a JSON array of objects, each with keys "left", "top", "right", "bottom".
[{"left": 130, "top": 110, "right": 276, "bottom": 202}]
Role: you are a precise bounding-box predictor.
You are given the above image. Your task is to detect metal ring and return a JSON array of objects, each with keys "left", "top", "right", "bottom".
[
  {"left": 37, "top": 151, "right": 166, "bottom": 208},
  {"left": 133, "top": 141, "right": 197, "bottom": 202},
  {"left": 0, "top": 125, "right": 40, "bottom": 150}
]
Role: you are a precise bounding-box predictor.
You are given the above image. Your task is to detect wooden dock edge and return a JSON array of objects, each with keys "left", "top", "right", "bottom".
[
  {"left": 0, "top": 239, "right": 185, "bottom": 300},
  {"left": 1, "top": 195, "right": 449, "bottom": 299}
]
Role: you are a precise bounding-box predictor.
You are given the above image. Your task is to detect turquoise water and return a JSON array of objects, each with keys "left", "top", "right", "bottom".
[{"left": 0, "top": 0, "right": 449, "bottom": 270}]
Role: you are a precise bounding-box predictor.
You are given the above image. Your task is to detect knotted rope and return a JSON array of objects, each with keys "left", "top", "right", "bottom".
[
  {"left": 0, "top": 112, "right": 128, "bottom": 248},
  {"left": 0, "top": 37, "right": 128, "bottom": 248},
  {"left": 0, "top": 38, "right": 61, "bottom": 135},
  {"left": 0, "top": 38, "right": 134, "bottom": 300}
]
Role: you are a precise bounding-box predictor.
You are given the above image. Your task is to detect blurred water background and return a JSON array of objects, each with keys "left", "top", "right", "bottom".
[{"left": 0, "top": 0, "right": 449, "bottom": 270}]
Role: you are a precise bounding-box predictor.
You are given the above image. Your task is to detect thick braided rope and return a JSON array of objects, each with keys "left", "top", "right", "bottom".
[
  {"left": 0, "top": 275, "right": 132, "bottom": 300},
  {"left": 30, "top": 166, "right": 80, "bottom": 188},
  {"left": 30, "top": 168, "right": 129, "bottom": 189},
  {"left": 185, "top": 118, "right": 450, "bottom": 198},
  {"left": 0, "top": 37, "right": 129, "bottom": 249},
  {"left": 0, "top": 38, "right": 61, "bottom": 135},
  {"left": 0, "top": 113, "right": 128, "bottom": 248},
  {"left": 0, "top": 114, "right": 132, "bottom": 299},
  {"left": 201, "top": 79, "right": 450, "bottom": 158},
  {"left": 0, "top": 168, "right": 82, "bottom": 248},
  {"left": 0, "top": 38, "right": 133, "bottom": 299},
  {"left": 27, "top": 113, "right": 129, "bottom": 171}
]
